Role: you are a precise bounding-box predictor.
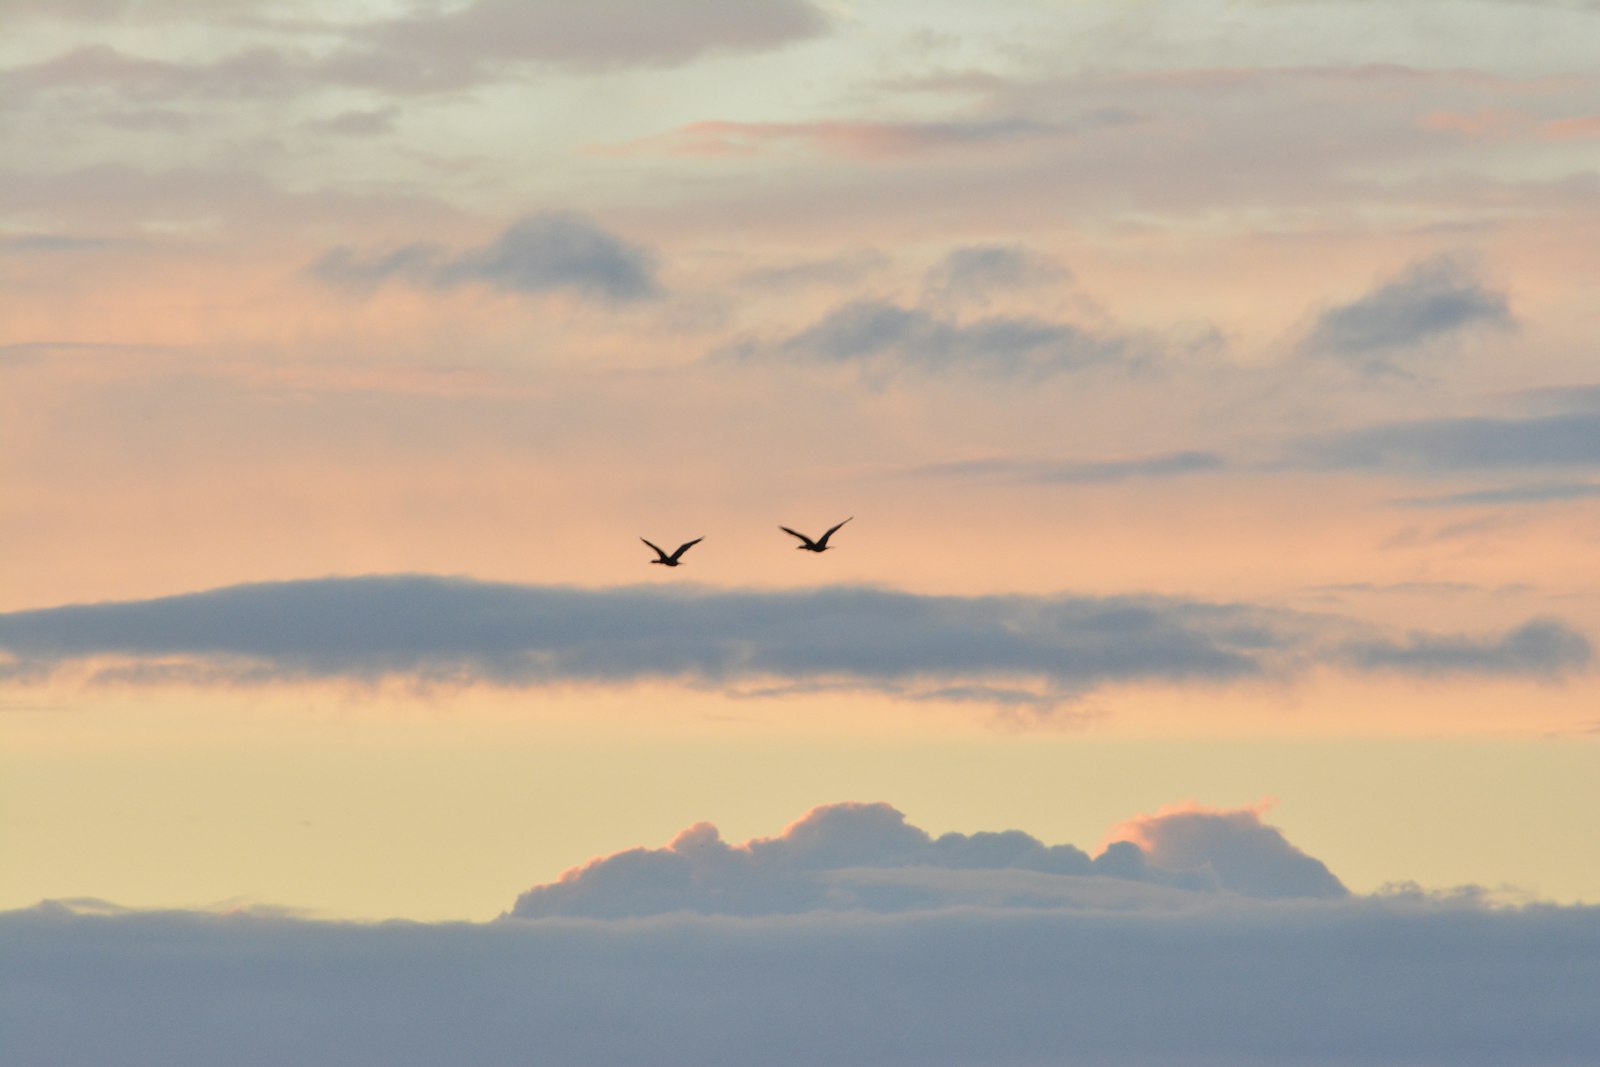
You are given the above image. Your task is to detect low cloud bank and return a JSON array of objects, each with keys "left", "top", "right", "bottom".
[
  {"left": 4, "top": 801, "right": 1597, "bottom": 1067},
  {"left": 0, "top": 577, "right": 1588, "bottom": 697}
]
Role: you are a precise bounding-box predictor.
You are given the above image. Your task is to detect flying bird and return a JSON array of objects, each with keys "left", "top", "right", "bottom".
[
  {"left": 781, "top": 517, "right": 852, "bottom": 553},
  {"left": 642, "top": 537, "right": 702, "bottom": 567}
]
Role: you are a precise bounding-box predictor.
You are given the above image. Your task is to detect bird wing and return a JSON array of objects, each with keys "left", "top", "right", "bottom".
[
  {"left": 779, "top": 526, "right": 817, "bottom": 548},
  {"left": 641, "top": 537, "right": 669, "bottom": 560},
  {"left": 669, "top": 537, "right": 703, "bottom": 561},
  {"left": 816, "top": 517, "right": 853, "bottom": 546}
]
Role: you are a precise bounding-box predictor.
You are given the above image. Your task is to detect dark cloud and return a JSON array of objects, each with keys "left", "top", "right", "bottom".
[
  {"left": 1300, "top": 254, "right": 1514, "bottom": 371},
  {"left": 0, "top": 576, "right": 1588, "bottom": 697},
  {"left": 1341, "top": 617, "right": 1593, "bottom": 677},
  {"left": 310, "top": 213, "right": 660, "bottom": 302},
  {"left": 5, "top": 876, "right": 1600, "bottom": 1067},
  {"left": 509, "top": 801, "right": 1345, "bottom": 920},
  {"left": 906, "top": 450, "right": 1225, "bottom": 484},
  {"left": 733, "top": 299, "right": 1126, "bottom": 378},
  {"left": 1294, "top": 412, "right": 1600, "bottom": 472}
]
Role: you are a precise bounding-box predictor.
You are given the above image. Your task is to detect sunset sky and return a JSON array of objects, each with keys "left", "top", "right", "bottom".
[{"left": 3, "top": 1, "right": 1599, "bottom": 1062}]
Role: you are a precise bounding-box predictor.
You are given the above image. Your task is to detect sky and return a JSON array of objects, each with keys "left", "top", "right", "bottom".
[{"left": 3, "top": 1, "right": 1599, "bottom": 1062}]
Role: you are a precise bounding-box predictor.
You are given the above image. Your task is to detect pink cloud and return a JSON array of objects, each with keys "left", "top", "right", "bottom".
[{"left": 1104, "top": 800, "right": 1347, "bottom": 899}]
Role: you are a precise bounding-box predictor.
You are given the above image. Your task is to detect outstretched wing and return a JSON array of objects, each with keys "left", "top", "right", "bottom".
[
  {"left": 641, "top": 537, "right": 669, "bottom": 561},
  {"left": 816, "top": 516, "right": 853, "bottom": 547},
  {"left": 669, "top": 537, "right": 704, "bottom": 562},
  {"left": 779, "top": 526, "right": 817, "bottom": 549}
]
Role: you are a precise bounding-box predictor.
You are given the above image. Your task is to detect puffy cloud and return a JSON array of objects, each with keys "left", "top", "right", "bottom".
[
  {"left": 1108, "top": 802, "right": 1347, "bottom": 899},
  {"left": 1300, "top": 254, "right": 1514, "bottom": 371},
  {"left": 0, "top": 576, "right": 1588, "bottom": 696},
  {"left": 732, "top": 299, "right": 1128, "bottom": 379},
  {"left": 509, "top": 801, "right": 1345, "bottom": 920},
  {"left": 310, "top": 213, "right": 660, "bottom": 302}
]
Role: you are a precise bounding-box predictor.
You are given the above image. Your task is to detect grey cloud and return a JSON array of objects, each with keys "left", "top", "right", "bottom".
[
  {"left": 921, "top": 244, "right": 1070, "bottom": 305},
  {"left": 509, "top": 801, "right": 1345, "bottom": 920},
  {"left": 4, "top": 1, "right": 829, "bottom": 101},
  {"left": 1341, "top": 617, "right": 1593, "bottom": 677},
  {"left": 0, "top": 576, "right": 1589, "bottom": 697},
  {"left": 1301, "top": 254, "right": 1514, "bottom": 370},
  {"left": 738, "top": 299, "right": 1127, "bottom": 378},
  {"left": 1295, "top": 412, "right": 1600, "bottom": 472},
  {"left": 360, "top": 0, "right": 830, "bottom": 77},
  {"left": 907, "top": 450, "right": 1225, "bottom": 484},
  {"left": 5, "top": 890, "right": 1600, "bottom": 1067},
  {"left": 310, "top": 213, "right": 660, "bottom": 302},
  {"left": 1122, "top": 807, "right": 1348, "bottom": 900}
]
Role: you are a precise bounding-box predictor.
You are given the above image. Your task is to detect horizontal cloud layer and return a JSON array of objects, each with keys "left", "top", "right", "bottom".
[
  {"left": 6, "top": 851, "right": 1598, "bottom": 1067},
  {"left": 0, "top": 577, "right": 1589, "bottom": 698},
  {"left": 510, "top": 801, "right": 1346, "bottom": 920}
]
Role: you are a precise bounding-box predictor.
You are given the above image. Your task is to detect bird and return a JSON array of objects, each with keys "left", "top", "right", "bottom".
[
  {"left": 641, "top": 537, "right": 702, "bottom": 567},
  {"left": 780, "top": 517, "right": 852, "bottom": 553}
]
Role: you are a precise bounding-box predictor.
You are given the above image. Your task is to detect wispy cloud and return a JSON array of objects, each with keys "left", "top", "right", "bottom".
[
  {"left": 1396, "top": 482, "right": 1600, "bottom": 507},
  {"left": 598, "top": 117, "right": 1059, "bottom": 160},
  {"left": 726, "top": 299, "right": 1128, "bottom": 379},
  {"left": 0, "top": 577, "right": 1588, "bottom": 699},
  {"left": 310, "top": 213, "right": 660, "bottom": 302},
  {"left": 1300, "top": 254, "right": 1514, "bottom": 372},
  {"left": 904, "top": 450, "right": 1225, "bottom": 485},
  {"left": 1292, "top": 411, "right": 1600, "bottom": 472}
]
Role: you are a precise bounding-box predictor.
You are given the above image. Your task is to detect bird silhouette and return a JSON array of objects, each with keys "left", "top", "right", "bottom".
[
  {"left": 780, "top": 517, "right": 852, "bottom": 553},
  {"left": 642, "top": 537, "right": 702, "bottom": 567}
]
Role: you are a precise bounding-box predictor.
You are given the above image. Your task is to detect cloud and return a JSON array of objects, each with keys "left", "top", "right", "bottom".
[
  {"left": 731, "top": 299, "right": 1128, "bottom": 379},
  {"left": 310, "top": 213, "right": 660, "bottom": 302},
  {"left": 1341, "top": 617, "right": 1594, "bottom": 677},
  {"left": 356, "top": 0, "right": 830, "bottom": 77},
  {"left": 1300, "top": 254, "right": 1514, "bottom": 371},
  {"left": 0, "top": 576, "right": 1588, "bottom": 698},
  {"left": 601, "top": 117, "right": 1058, "bottom": 159},
  {"left": 1293, "top": 412, "right": 1600, "bottom": 472},
  {"left": 1107, "top": 802, "right": 1348, "bottom": 899},
  {"left": 3, "top": 2, "right": 831, "bottom": 100},
  {"left": 905, "top": 450, "right": 1225, "bottom": 484},
  {"left": 509, "top": 801, "right": 1345, "bottom": 920},
  {"left": 1396, "top": 481, "right": 1600, "bottom": 507},
  {"left": 921, "top": 244, "right": 1070, "bottom": 306},
  {"left": 4, "top": 820, "right": 1599, "bottom": 1067}
]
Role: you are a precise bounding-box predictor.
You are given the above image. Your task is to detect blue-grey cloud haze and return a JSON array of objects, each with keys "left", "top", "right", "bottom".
[
  {"left": 311, "top": 212, "right": 659, "bottom": 302},
  {"left": 906, "top": 450, "right": 1225, "bottom": 484},
  {"left": 0, "top": 577, "right": 1589, "bottom": 698},
  {"left": 1301, "top": 254, "right": 1513, "bottom": 371},
  {"left": 731, "top": 299, "right": 1127, "bottom": 378},
  {"left": 1295, "top": 412, "right": 1600, "bottom": 472}
]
